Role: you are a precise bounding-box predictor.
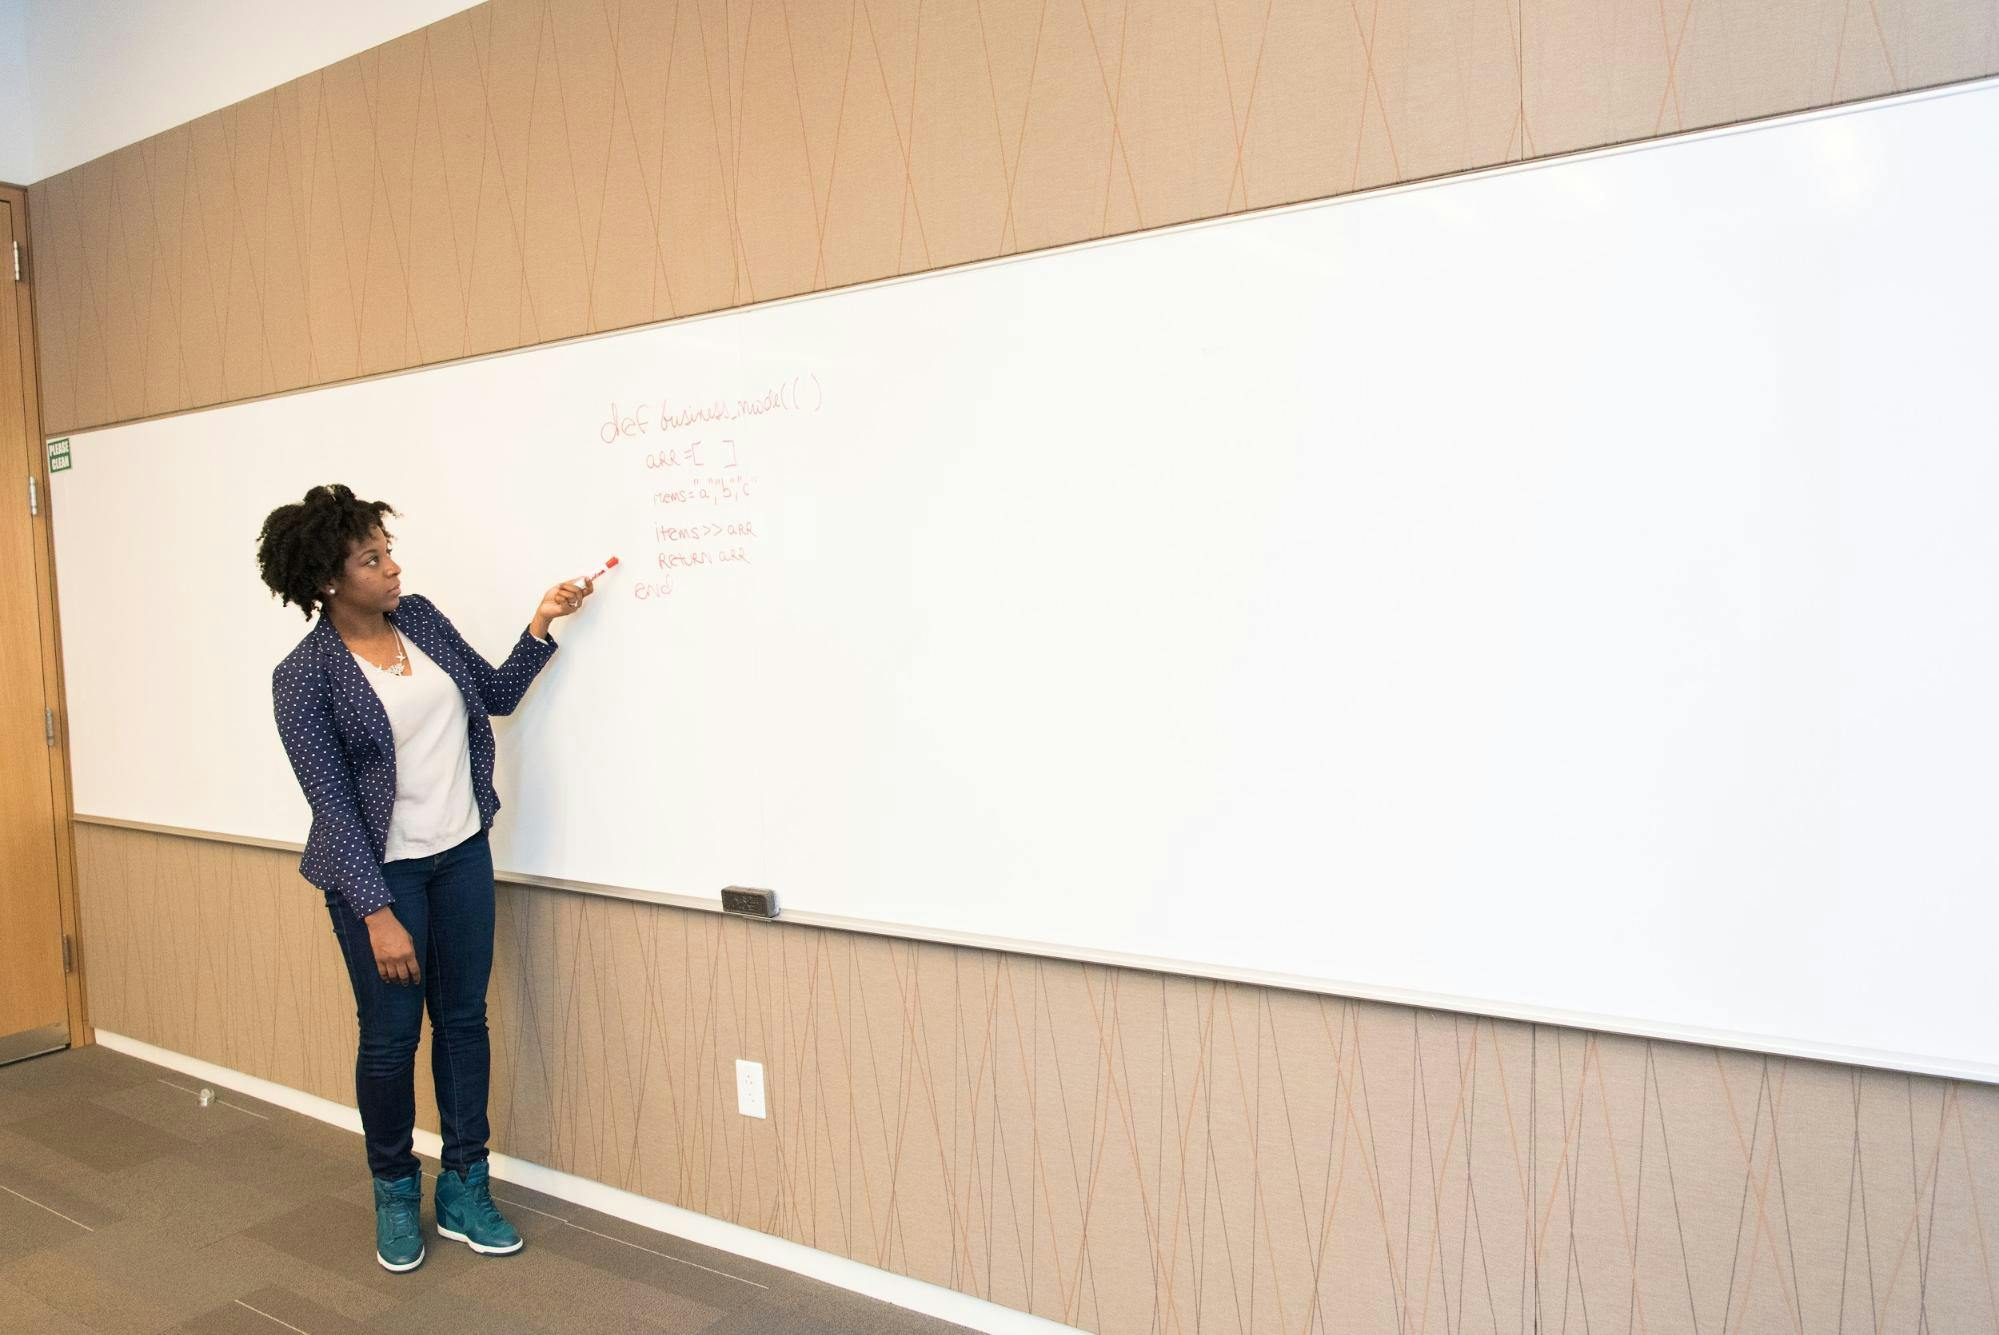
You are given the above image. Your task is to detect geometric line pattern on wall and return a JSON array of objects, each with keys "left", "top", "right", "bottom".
[
  {"left": 28, "top": 0, "right": 1999, "bottom": 436},
  {"left": 75, "top": 826, "right": 1999, "bottom": 1334},
  {"left": 36, "top": 1, "right": 1999, "bottom": 1327}
]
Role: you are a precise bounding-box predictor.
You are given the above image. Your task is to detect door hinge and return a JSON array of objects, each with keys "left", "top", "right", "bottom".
[
  {"left": 45, "top": 707, "right": 56, "bottom": 747},
  {"left": 62, "top": 936, "right": 74, "bottom": 974},
  {"left": 12, "top": 240, "right": 20, "bottom": 282},
  {"left": 27, "top": 475, "right": 38, "bottom": 517}
]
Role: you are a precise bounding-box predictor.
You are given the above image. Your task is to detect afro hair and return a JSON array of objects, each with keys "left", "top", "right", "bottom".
[{"left": 256, "top": 484, "right": 398, "bottom": 618}]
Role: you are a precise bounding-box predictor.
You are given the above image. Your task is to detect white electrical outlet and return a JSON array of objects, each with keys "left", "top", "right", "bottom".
[{"left": 735, "top": 1059, "right": 766, "bottom": 1119}]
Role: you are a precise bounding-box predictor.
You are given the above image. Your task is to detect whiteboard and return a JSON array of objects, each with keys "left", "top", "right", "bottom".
[{"left": 51, "top": 82, "right": 1999, "bottom": 1080}]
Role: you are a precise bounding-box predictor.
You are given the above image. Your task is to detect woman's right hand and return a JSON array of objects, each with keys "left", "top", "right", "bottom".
[{"left": 364, "top": 909, "right": 420, "bottom": 986}]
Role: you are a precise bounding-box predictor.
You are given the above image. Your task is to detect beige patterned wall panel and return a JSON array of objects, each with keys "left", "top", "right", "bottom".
[
  {"left": 35, "top": 0, "right": 1995, "bottom": 436},
  {"left": 39, "top": 1, "right": 1999, "bottom": 1327},
  {"left": 42, "top": 4, "right": 1999, "bottom": 1325},
  {"left": 1521, "top": 0, "right": 1999, "bottom": 158},
  {"left": 73, "top": 825, "right": 1999, "bottom": 1333}
]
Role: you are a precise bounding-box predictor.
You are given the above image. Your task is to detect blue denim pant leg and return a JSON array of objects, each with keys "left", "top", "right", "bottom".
[{"left": 325, "top": 830, "right": 497, "bottom": 1181}]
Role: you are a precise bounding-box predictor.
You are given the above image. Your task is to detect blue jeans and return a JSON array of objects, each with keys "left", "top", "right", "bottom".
[{"left": 325, "top": 830, "right": 495, "bottom": 1181}]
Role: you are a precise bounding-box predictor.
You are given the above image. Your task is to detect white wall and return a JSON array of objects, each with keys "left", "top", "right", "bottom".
[
  {"left": 47, "top": 83, "right": 1999, "bottom": 1081},
  {"left": 0, "top": 0, "right": 32, "bottom": 184},
  {"left": 14, "top": 0, "right": 481, "bottom": 184}
]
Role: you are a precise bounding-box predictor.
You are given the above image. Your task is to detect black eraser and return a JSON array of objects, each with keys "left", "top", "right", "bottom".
[{"left": 721, "top": 886, "right": 780, "bottom": 919}]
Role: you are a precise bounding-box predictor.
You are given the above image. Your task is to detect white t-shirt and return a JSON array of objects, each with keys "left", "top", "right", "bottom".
[{"left": 353, "top": 636, "right": 481, "bottom": 862}]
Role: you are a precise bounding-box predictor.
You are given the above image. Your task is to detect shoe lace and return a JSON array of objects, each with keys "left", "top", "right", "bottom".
[
  {"left": 462, "top": 1172, "right": 507, "bottom": 1231},
  {"left": 383, "top": 1191, "right": 420, "bottom": 1242}
]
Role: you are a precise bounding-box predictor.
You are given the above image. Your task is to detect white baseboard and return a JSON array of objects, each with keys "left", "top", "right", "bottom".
[{"left": 91, "top": 1030, "right": 1079, "bottom": 1334}]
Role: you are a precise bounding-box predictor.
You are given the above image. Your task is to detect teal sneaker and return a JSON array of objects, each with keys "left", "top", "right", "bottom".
[
  {"left": 372, "top": 1174, "right": 425, "bottom": 1272},
  {"left": 434, "top": 1160, "right": 523, "bottom": 1255}
]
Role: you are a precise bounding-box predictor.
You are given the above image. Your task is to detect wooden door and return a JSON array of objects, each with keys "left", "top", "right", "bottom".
[{"left": 0, "top": 191, "right": 73, "bottom": 1064}]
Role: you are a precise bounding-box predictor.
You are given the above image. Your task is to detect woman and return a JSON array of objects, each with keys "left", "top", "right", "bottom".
[{"left": 258, "top": 484, "right": 592, "bottom": 1273}]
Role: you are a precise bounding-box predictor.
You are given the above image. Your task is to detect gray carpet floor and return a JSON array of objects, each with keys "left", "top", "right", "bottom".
[{"left": 0, "top": 1045, "right": 975, "bottom": 1335}]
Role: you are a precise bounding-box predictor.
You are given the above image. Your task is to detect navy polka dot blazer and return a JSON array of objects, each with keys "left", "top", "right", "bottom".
[{"left": 272, "top": 594, "right": 556, "bottom": 919}]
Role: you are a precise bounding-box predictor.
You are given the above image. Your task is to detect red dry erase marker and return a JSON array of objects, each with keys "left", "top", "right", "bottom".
[{"left": 582, "top": 555, "right": 619, "bottom": 582}]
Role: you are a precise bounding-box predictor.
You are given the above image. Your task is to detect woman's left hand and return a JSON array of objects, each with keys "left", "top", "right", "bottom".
[{"left": 531, "top": 577, "right": 594, "bottom": 639}]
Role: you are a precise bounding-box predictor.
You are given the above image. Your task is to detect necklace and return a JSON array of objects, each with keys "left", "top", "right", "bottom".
[{"left": 357, "top": 627, "right": 409, "bottom": 677}]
